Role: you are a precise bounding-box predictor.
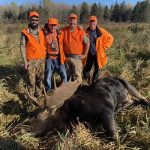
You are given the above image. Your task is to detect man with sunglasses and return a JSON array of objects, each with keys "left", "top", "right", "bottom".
[{"left": 20, "top": 11, "right": 46, "bottom": 97}]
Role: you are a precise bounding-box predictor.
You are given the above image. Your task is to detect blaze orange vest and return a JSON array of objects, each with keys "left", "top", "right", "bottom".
[
  {"left": 22, "top": 28, "right": 46, "bottom": 61},
  {"left": 61, "top": 26, "right": 85, "bottom": 55}
]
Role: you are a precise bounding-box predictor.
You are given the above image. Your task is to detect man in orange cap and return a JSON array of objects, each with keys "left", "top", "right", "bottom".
[
  {"left": 61, "top": 13, "right": 90, "bottom": 82},
  {"left": 44, "top": 18, "right": 67, "bottom": 93},
  {"left": 20, "top": 11, "right": 46, "bottom": 97},
  {"left": 83, "top": 16, "right": 113, "bottom": 83}
]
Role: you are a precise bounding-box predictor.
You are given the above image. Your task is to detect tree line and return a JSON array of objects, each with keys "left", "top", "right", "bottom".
[{"left": 1, "top": 0, "right": 150, "bottom": 23}]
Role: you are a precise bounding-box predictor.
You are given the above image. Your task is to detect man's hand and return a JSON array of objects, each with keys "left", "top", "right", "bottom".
[
  {"left": 24, "top": 61, "right": 29, "bottom": 70},
  {"left": 80, "top": 54, "right": 86, "bottom": 59}
]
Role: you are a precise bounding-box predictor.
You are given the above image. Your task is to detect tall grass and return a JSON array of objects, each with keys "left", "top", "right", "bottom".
[{"left": 0, "top": 23, "right": 150, "bottom": 150}]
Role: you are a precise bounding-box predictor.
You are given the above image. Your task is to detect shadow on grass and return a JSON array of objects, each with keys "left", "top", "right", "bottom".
[
  {"left": 136, "top": 51, "right": 150, "bottom": 61},
  {"left": 1, "top": 99, "right": 24, "bottom": 115},
  {"left": 126, "top": 51, "right": 150, "bottom": 63},
  {"left": 0, "top": 64, "right": 29, "bottom": 111},
  {"left": 0, "top": 137, "right": 26, "bottom": 150},
  {"left": 0, "top": 65, "right": 35, "bottom": 130},
  {"left": 0, "top": 65, "right": 27, "bottom": 99},
  {"left": 0, "top": 65, "right": 27, "bottom": 81}
]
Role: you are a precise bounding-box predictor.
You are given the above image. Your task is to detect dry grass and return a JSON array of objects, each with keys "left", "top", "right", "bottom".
[{"left": 0, "top": 23, "right": 150, "bottom": 150}]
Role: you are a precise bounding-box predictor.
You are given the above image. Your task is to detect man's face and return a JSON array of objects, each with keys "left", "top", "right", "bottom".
[
  {"left": 69, "top": 18, "right": 77, "bottom": 29},
  {"left": 89, "top": 20, "right": 97, "bottom": 30},
  {"left": 48, "top": 24, "right": 57, "bottom": 33},
  {"left": 29, "top": 16, "right": 39, "bottom": 29}
]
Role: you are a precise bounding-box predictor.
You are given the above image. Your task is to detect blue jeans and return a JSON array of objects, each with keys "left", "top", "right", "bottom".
[{"left": 45, "top": 58, "right": 67, "bottom": 92}]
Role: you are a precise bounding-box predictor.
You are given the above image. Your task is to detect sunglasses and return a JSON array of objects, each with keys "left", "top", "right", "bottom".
[{"left": 31, "top": 19, "right": 39, "bottom": 22}]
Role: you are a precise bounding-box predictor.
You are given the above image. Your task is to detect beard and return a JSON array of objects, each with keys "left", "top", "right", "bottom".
[{"left": 30, "top": 23, "right": 38, "bottom": 30}]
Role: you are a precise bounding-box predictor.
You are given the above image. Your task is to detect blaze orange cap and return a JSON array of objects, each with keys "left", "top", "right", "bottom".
[
  {"left": 69, "top": 13, "right": 78, "bottom": 19},
  {"left": 48, "top": 18, "right": 58, "bottom": 25},
  {"left": 29, "top": 11, "right": 39, "bottom": 18},
  {"left": 89, "top": 16, "right": 97, "bottom": 21}
]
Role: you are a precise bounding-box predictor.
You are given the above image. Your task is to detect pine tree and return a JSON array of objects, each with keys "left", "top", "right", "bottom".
[
  {"left": 97, "top": 3, "right": 104, "bottom": 20},
  {"left": 18, "top": 5, "right": 28, "bottom": 20},
  {"left": 70, "top": 5, "right": 78, "bottom": 14},
  {"left": 110, "top": 4, "right": 114, "bottom": 21},
  {"left": 141, "top": 0, "right": 150, "bottom": 22},
  {"left": 120, "top": 1, "right": 127, "bottom": 22},
  {"left": 111, "top": 2, "right": 120, "bottom": 22},
  {"left": 90, "top": 3, "right": 98, "bottom": 16},
  {"left": 126, "top": 3, "right": 133, "bottom": 21},
  {"left": 103, "top": 5, "right": 110, "bottom": 20},
  {"left": 131, "top": 1, "right": 150, "bottom": 22},
  {"left": 79, "top": 2, "right": 89, "bottom": 23}
]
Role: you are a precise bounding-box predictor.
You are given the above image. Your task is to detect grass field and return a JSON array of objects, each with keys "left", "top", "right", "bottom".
[{"left": 0, "top": 22, "right": 150, "bottom": 150}]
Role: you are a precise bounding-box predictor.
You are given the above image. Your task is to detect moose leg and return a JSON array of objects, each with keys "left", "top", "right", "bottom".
[
  {"left": 115, "top": 99, "right": 134, "bottom": 113},
  {"left": 101, "top": 111, "right": 116, "bottom": 138}
]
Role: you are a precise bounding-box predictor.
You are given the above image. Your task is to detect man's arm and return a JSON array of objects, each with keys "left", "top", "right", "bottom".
[
  {"left": 81, "top": 34, "right": 90, "bottom": 59},
  {"left": 100, "top": 28, "right": 114, "bottom": 49},
  {"left": 20, "top": 33, "right": 28, "bottom": 69}
]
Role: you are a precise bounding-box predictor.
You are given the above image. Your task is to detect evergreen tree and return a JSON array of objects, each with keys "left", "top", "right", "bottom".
[
  {"left": 120, "top": 1, "right": 127, "bottom": 22},
  {"left": 18, "top": 5, "right": 28, "bottom": 20},
  {"left": 103, "top": 5, "right": 110, "bottom": 20},
  {"left": 90, "top": 3, "right": 98, "bottom": 16},
  {"left": 131, "top": 2, "right": 142, "bottom": 22},
  {"left": 111, "top": 2, "right": 120, "bottom": 22},
  {"left": 126, "top": 3, "right": 133, "bottom": 21},
  {"left": 131, "top": 1, "right": 150, "bottom": 22},
  {"left": 97, "top": 3, "right": 104, "bottom": 20},
  {"left": 80, "top": 2, "right": 89, "bottom": 23},
  {"left": 141, "top": 0, "right": 150, "bottom": 22},
  {"left": 110, "top": 4, "right": 114, "bottom": 21},
  {"left": 70, "top": 5, "right": 78, "bottom": 14}
]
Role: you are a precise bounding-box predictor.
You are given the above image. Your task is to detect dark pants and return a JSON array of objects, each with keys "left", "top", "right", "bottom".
[{"left": 83, "top": 54, "right": 100, "bottom": 83}]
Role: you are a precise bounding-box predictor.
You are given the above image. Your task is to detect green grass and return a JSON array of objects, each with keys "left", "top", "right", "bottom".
[{"left": 0, "top": 23, "right": 150, "bottom": 150}]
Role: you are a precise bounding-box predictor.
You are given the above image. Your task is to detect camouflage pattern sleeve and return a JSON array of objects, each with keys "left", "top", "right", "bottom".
[
  {"left": 20, "top": 33, "right": 27, "bottom": 64},
  {"left": 82, "top": 33, "right": 90, "bottom": 58},
  {"left": 83, "top": 34, "right": 89, "bottom": 44}
]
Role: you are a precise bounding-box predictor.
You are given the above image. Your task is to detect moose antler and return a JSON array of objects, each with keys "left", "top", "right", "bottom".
[
  {"left": 26, "top": 88, "right": 44, "bottom": 109},
  {"left": 26, "top": 78, "right": 81, "bottom": 111},
  {"left": 44, "top": 78, "right": 81, "bottom": 110}
]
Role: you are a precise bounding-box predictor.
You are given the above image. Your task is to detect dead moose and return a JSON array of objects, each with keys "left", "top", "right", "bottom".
[{"left": 26, "top": 77, "right": 149, "bottom": 138}]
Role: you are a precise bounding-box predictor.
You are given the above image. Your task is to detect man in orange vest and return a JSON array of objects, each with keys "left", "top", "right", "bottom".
[
  {"left": 20, "top": 11, "right": 46, "bottom": 97},
  {"left": 61, "top": 13, "right": 90, "bottom": 81},
  {"left": 44, "top": 18, "right": 67, "bottom": 93},
  {"left": 83, "top": 16, "right": 113, "bottom": 83}
]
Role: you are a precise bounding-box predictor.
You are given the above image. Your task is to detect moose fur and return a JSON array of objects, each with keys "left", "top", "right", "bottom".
[{"left": 29, "top": 77, "right": 149, "bottom": 138}]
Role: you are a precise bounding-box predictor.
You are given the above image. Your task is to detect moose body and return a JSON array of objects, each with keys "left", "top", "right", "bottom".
[{"left": 29, "top": 77, "right": 149, "bottom": 138}]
